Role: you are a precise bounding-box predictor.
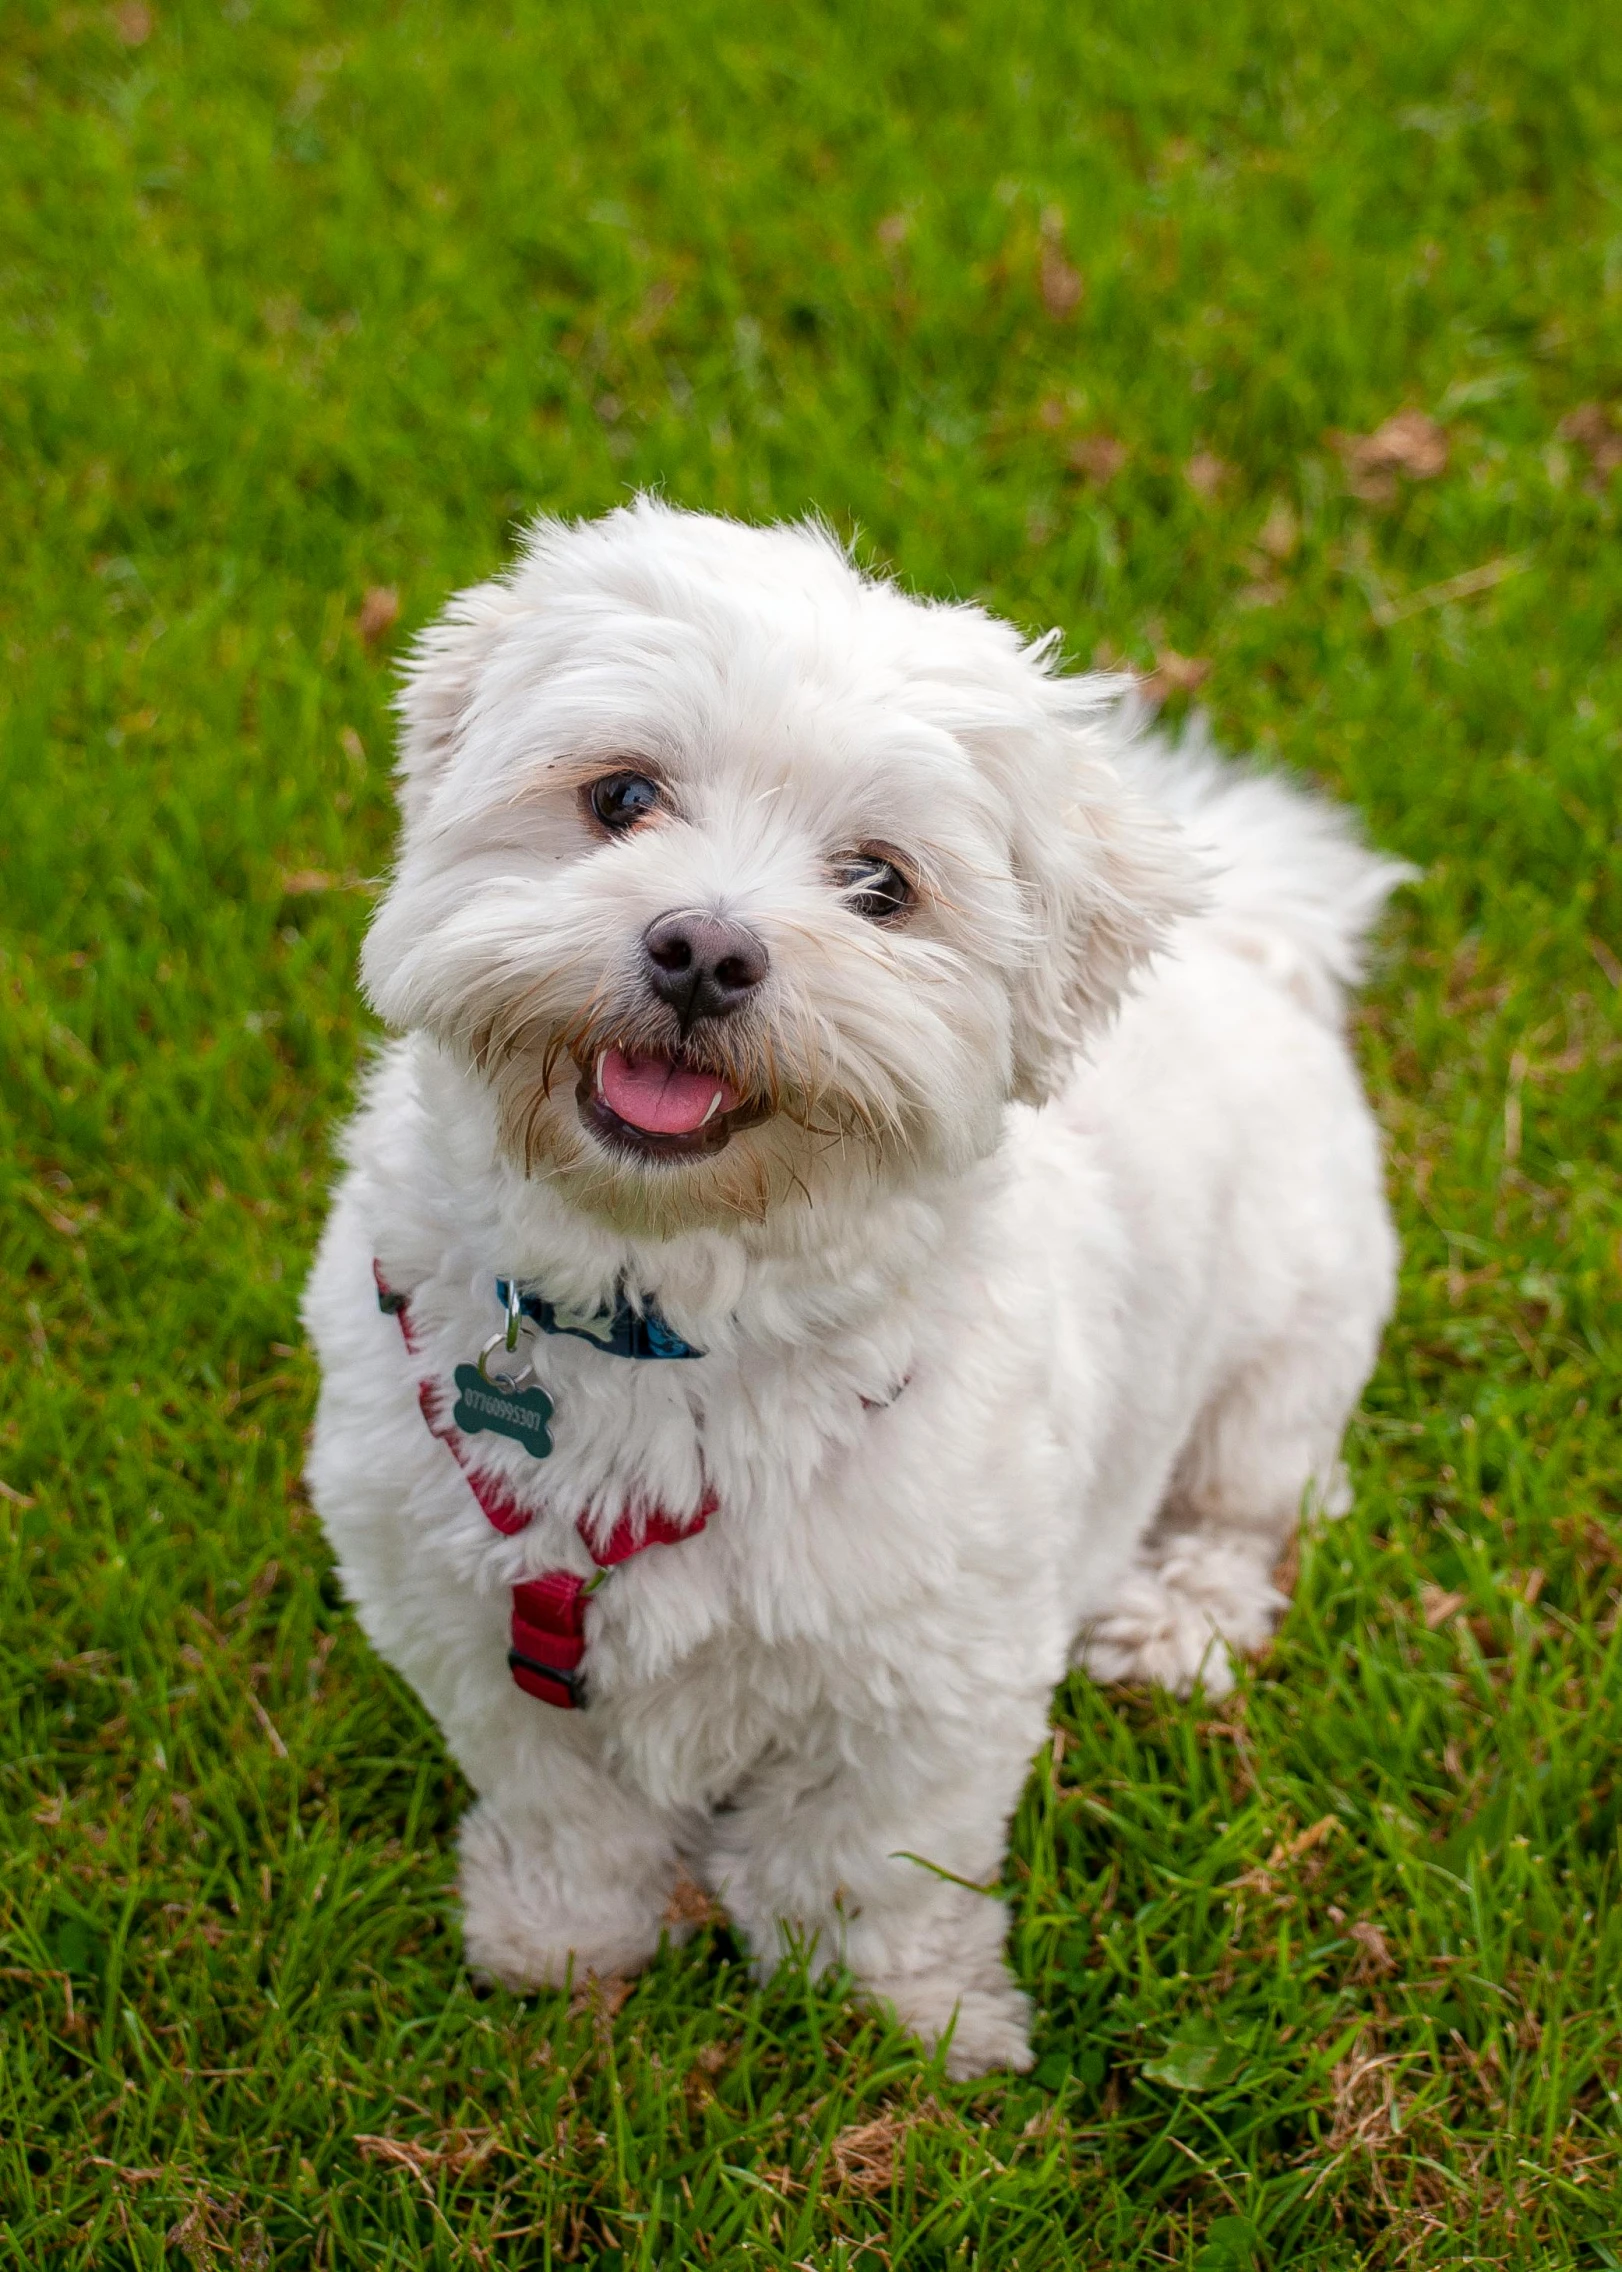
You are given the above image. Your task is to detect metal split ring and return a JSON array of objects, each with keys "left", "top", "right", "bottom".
[
  {"left": 477, "top": 1329, "right": 536, "bottom": 1393},
  {"left": 476, "top": 1275, "right": 537, "bottom": 1390}
]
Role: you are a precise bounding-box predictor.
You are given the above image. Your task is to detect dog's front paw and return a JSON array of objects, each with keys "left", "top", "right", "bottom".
[
  {"left": 939, "top": 1986, "right": 1036, "bottom": 2079},
  {"left": 873, "top": 1972, "right": 1034, "bottom": 2079},
  {"left": 457, "top": 1799, "right": 671, "bottom": 1990}
]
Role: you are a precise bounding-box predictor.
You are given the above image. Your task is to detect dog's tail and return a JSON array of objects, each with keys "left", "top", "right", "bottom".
[{"left": 1117, "top": 711, "right": 1415, "bottom": 1024}]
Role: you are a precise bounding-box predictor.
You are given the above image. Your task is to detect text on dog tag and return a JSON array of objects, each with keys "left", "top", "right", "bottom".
[{"left": 450, "top": 1365, "right": 555, "bottom": 1458}]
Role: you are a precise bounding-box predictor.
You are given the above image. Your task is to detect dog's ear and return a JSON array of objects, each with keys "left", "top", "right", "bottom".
[
  {"left": 392, "top": 575, "right": 531, "bottom": 827},
  {"left": 1002, "top": 689, "right": 1204, "bottom": 1105}
]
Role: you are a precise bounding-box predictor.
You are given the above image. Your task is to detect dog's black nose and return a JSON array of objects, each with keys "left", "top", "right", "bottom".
[{"left": 642, "top": 911, "right": 768, "bottom": 1027}]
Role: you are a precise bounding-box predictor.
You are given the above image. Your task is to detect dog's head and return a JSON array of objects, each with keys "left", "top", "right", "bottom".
[{"left": 362, "top": 502, "right": 1199, "bottom": 1231}]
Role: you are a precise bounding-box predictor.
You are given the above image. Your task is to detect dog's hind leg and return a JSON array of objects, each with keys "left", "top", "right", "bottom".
[{"left": 1074, "top": 1326, "right": 1362, "bottom": 1698}]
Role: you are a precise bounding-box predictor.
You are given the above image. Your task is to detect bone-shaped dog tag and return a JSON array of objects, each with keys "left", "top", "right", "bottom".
[{"left": 450, "top": 1366, "right": 555, "bottom": 1458}]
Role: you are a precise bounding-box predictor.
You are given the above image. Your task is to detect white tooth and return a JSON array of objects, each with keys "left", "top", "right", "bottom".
[
  {"left": 700, "top": 1090, "right": 723, "bottom": 1126},
  {"left": 595, "top": 1054, "right": 607, "bottom": 1099}
]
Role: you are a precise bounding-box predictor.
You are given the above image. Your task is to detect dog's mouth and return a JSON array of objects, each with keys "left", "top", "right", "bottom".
[{"left": 576, "top": 1046, "right": 767, "bottom": 1163}]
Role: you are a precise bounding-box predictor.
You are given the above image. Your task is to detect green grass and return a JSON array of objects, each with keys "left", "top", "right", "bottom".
[{"left": 3, "top": 0, "right": 1621, "bottom": 2262}]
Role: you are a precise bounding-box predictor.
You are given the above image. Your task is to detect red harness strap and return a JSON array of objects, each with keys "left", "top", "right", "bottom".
[
  {"left": 374, "top": 1263, "right": 711, "bottom": 1709},
  {"left": 507, "top": 1499, "right": 714, "bottom": 1706}
]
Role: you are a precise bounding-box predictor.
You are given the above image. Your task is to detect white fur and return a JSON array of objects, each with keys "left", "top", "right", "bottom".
[{"left": 302, "top": 501, "right": 1406, "bottom": 2077}]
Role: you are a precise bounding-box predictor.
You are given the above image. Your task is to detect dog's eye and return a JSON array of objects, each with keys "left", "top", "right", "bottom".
[
  {"left": 837, "top": 854, "right": 913, "bottom": 923},
  {"left": 587, "top": 772, "right": 662, "bottom": 833}
]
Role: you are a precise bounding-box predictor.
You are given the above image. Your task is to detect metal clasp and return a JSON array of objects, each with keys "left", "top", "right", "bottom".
[{"left": 477, "top": 1278, "right": 536, "bottom": 1392}]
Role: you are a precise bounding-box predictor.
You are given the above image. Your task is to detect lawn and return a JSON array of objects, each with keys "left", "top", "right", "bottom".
[{"left": 3, "top": 0, "right": 1621, "bottom": 2263}]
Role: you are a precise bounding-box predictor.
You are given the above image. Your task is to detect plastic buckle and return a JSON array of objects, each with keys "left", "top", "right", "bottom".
[{"left": 507, "top": 1648, "right": 588, "bottom": 1708}]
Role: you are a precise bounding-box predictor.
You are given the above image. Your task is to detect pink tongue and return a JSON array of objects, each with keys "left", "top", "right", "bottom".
[{"left": 599, "top": 1049, "right": 739, "bottom": 1136}]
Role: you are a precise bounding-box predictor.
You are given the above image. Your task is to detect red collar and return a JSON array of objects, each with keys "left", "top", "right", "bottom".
[{"left": 374, "top": 1263, "right": 711, "bottom": 1709}]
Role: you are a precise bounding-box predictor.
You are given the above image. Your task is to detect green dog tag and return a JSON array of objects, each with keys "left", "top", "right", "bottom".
[{"left": 450, "top": 1365, "right": 555, "bottom": 1459}]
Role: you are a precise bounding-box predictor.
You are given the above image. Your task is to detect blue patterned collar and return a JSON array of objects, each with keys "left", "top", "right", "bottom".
[{"left": 494, "top": 1277, "right": 704, "bottom": 1361}]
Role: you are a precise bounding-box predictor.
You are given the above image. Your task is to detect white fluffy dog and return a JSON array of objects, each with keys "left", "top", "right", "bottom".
[{"left": 303, "top": 500, "right": 1405, "bottom": 2076}]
